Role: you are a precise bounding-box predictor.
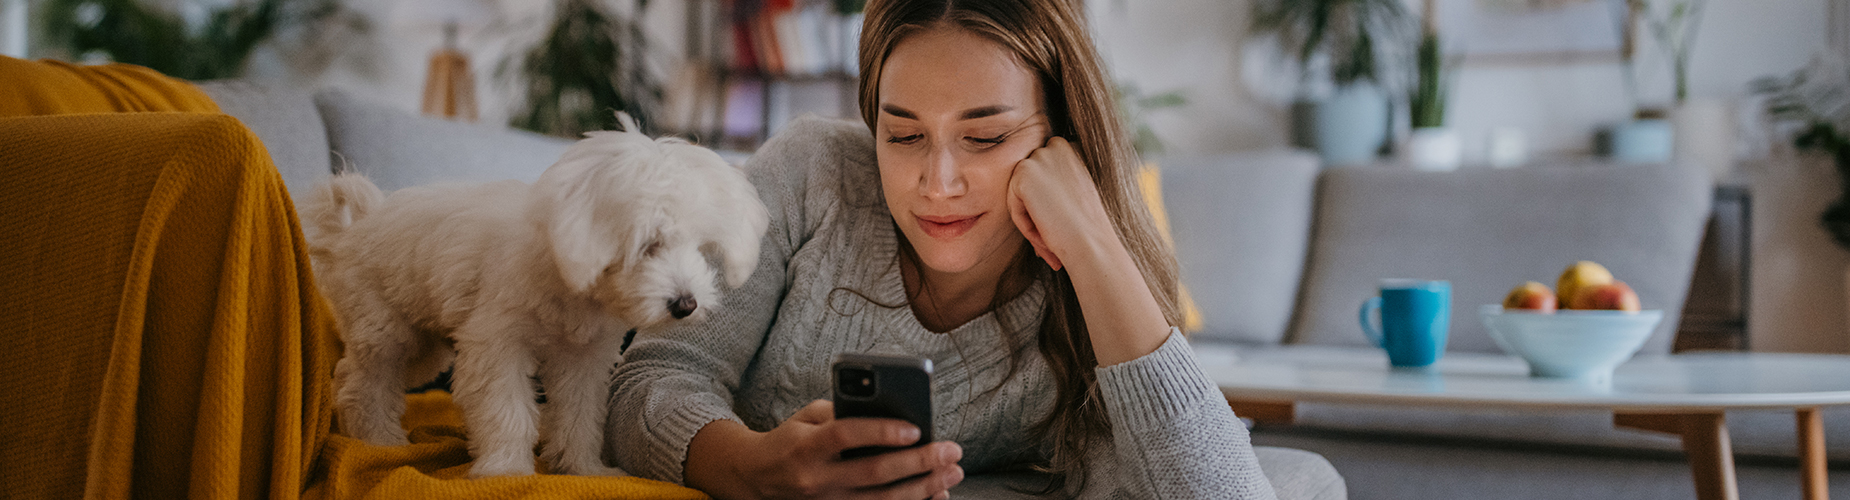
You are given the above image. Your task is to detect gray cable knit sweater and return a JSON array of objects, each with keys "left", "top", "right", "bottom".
[{"left": 605, "top": 116, "right": 1278, "bottom": 499}]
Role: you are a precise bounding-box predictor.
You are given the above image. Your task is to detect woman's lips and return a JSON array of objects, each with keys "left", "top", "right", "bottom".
[{"left": 916, "top": 213, "right": 981, "bottom": 239}]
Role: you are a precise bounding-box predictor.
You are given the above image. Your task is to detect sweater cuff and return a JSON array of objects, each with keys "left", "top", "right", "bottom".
[
  {"left": 1095, "top": 328, "right": 1225, "bottom": 431},
  {"left": 638, "top": 392, "right": 743, "bottom": 485}
]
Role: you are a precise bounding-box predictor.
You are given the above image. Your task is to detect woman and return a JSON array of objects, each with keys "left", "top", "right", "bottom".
[{"left": 606, "top": 0, "right": 1338, "bottom": 498}]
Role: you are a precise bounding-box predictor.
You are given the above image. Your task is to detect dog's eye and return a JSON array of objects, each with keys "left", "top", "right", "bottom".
[{"left": 643, "top": 241, "right": 663, "bottom": 257}]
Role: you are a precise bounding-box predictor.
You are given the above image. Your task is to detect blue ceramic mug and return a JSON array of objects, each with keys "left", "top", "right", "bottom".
[{"left": 1358, "top": 280, "right": 1452, "bottom": 368}]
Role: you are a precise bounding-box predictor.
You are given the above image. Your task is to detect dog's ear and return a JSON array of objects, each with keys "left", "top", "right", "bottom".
[
  {"left": 702, "top": 160, "right": 770, "bottom": 289},
  {"left": 535, "top": 154, "right": 628, "bottom": 294}
]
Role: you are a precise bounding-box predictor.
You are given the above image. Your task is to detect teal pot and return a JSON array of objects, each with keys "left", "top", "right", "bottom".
[
  {"left": 1292, "top": 85, "right": 1391, "bottom": 167},
  {"left": 1602, "top": 119, "right": 1674, "bottom": 164}
]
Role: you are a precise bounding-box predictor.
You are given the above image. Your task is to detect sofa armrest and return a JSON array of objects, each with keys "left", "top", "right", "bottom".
[{"left": 0, "top": 113, "right": 340, "bottom": 499}]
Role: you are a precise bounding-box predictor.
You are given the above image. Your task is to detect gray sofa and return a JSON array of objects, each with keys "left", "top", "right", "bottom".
[{"left": 198, "top": 80, "right": 1846, "bottom": 499}]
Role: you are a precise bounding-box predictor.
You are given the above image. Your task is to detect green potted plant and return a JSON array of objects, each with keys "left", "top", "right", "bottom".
[
  {"left": 1403, "top": 8, "right": 1458, "bottom": 171},
  {"left": 1616, "top": 0, "right": 1722, "bottom": 171},
  {"left": 1760, "top": 54, "right": 1850, "bottom": 250},
  {"left": 1250, "top": 0, "right": 1415, "bottom": 167},
  {"left": 505, "top": 0, "right": 658, "bottom": 138}
]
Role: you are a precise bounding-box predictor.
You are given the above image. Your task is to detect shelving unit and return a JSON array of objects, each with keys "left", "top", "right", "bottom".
[{"left": 668, "top": 0, "right": 861, "bottom": 151}]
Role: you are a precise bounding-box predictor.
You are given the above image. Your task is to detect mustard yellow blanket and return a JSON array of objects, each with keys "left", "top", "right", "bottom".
[
  {"left": 309, "top": 391, "right": 708, "bottom": 500},
  {"left": 0, "top": 112, "right": 340, "bottom": 499}
]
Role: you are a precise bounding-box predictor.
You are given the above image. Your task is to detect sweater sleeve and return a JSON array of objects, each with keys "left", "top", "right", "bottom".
[
  {"left": 1093, "top": 329, "right": 1280, "bottom": 500},
  {"left": 604, "top": 116, "right": 867, "bottom": 484}
]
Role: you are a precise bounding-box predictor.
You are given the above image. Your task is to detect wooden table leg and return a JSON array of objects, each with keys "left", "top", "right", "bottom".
[
  {"left": 1225, "top": 399, "right": 1296, "bottom": 426},
  {"left": 1799, "top": 407, "right": 1829, "bottom": 500},
  {"left": 1616, "top": 412, "right": 1738, "bottom": 500}
]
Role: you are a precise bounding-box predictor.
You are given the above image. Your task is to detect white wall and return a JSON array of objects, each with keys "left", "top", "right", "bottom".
[
  {"left": 1749, "top": 153, "right": 1850, "bottom": 354},
  {"left": 1089, "top": 0, "right": 1827, "bottom": 160}
]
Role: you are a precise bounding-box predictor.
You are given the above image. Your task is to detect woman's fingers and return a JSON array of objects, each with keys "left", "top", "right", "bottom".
[
  {"left": 847, "top": 461, "right": 965, "bottom": 500},
  {"left": 825, "top": 417, "right": 923, "bottom": 453},
  {"left": 1006, "top": 174, "right": 1065, "bottom": 272},
  {"left": 839, "top": 441, "right": 961, "bottom": 488}
]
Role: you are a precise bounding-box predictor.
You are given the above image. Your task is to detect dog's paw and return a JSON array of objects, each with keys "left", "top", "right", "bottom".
[{"left": 466, "top": 457, "right": 537, "bottom": 478}]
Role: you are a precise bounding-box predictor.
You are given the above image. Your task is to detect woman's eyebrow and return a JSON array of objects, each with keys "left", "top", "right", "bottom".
[
  {"left": 879, "top": 104, "right": 1016, "bottom": 121},
  {"left": 959, "top": 105, "right": 1013, "bottom": 120},
  {"left": 881, "top": 104, "right": 917, "bottom": 120}
]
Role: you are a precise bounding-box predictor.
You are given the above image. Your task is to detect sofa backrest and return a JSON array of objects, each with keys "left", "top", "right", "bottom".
[
  {"left": 1288, "top": 163, "right": 1713, "bottom": 355},
  {"left": 195, "top": 80, "right": 331, "bottom": 200},
  {"left": 1161, "top": 150, "right": 1321, "bottom": 344},
  {"left": 312, "top": 90, "right": 572, "bottom": 191}
]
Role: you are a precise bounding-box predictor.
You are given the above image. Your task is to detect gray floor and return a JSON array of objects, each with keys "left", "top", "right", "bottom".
[{"left": 1252, "top": 428, "right": 1850, "bottom": 500}]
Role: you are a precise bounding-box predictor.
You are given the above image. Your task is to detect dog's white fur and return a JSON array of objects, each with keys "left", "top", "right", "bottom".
[{"left": 303, "top": 115, "right": 769, "bottom": 477}]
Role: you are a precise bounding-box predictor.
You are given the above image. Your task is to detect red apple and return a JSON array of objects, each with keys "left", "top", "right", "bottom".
[
  {"left": 1568, "top": 281, "right": 1641, "bottom": 312},
  {"left": 1503, "top": 281, "right": 1558, "bottom": 312}
]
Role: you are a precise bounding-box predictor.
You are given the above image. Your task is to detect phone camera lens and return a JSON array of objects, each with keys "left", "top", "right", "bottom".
[{"left": 839, "top": 368, "right": 877, "bottom": 398}]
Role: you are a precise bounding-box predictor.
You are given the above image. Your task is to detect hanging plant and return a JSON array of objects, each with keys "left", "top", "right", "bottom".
[{"left": 507, "top": 0, "right": 660, "bottom": 138}]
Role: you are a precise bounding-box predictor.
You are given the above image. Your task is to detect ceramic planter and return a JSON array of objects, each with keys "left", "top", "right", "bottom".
[{"left": 1406, "top": 127, "right": 1462, "bottom": 171}]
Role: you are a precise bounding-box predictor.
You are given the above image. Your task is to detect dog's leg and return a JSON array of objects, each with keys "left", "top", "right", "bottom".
[
  {"left": 451, "top": 318, "right": 542, "bottom": 478},
  {"left": 332, "top": 297, "right": 418, "bottom": 446},
  {"left": 537, "top": 332, "right": 629, "bottom": 476}
]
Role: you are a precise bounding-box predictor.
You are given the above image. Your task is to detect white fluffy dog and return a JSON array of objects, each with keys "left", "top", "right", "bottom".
[{"left": 303, "top": 115, "right": 769, "bottom": 477}]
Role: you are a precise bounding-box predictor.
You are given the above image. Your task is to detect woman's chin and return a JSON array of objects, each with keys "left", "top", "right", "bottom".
[{"left": 915, "top": 249, "right": 982, "bottom": 275}]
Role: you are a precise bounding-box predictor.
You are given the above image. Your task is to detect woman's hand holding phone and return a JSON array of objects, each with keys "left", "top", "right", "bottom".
[{"left": 685, "top": 400, "right": 964, "bottom": 500}]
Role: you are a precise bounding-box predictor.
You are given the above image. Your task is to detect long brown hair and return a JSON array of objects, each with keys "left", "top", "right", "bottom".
[{"left": 857, "top": 0, "right": 1185, "bottom": 493}]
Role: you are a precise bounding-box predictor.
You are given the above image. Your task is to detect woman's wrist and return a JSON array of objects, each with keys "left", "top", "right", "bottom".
[
  {"left": 685, "top": 419, "right": 760, "bottom": 499},
  {"left": 1062, "top": 227, "right": 1171, "bottom": 367}
]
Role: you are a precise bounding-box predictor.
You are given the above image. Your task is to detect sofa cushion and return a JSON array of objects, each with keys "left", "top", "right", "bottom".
[
  {"left": 1289, "top": 164, "right": 1712, "bottom": 354},
  {"left": 313, "top": 90, "right": 573, "bottom": 191},
  {"left": 195, "top": 81, "right": 331, "bottom": 200},
  {"left": 1159, "top": 150, "right": 1320, "bottom": 344}
]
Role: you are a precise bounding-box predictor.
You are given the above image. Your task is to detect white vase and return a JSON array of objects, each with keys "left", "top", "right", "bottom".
[{"left": 1406, "top": 127, "right": 1462, "bottom": 172}]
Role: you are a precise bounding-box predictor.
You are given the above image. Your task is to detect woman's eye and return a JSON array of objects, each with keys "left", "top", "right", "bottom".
[
  {"left": 969, "top": 134, "right": 1008, "bottom": 147},
  {"left": 886, "top": 134, "right": 922, "bottom": 145}
]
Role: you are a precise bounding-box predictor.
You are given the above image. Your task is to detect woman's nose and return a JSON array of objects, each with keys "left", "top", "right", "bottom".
[{"left": 919, "top": 146, "right": 965, "bottom": 199}]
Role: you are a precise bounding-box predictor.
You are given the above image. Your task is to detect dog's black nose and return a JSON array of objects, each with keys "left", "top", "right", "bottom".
[{"left": 669, "top": 296, "right": 698, "bottom": 319}]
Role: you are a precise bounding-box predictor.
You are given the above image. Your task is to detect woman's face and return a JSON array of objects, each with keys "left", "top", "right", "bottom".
[{"left": 876, "top": 27, "right": 1049, "bottom": 276}]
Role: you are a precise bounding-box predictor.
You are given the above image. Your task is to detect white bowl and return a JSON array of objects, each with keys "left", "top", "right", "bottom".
[{"left": 1478, "top": 305, "right": 1663, "bottom": 380}]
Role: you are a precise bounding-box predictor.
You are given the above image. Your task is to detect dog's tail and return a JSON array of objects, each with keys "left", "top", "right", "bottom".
[{"left": 302, "top": 173, "right": 384, "bottom": 247}]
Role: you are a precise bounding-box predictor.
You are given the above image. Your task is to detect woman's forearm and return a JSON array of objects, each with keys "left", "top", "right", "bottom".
[{"left": 1063, "top": 229, "right": 1171, "bottom": 367}]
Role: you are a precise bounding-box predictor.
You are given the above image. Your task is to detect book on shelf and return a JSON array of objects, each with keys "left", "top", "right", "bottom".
[
  {"left": 721, "top": 78, "right": 765, "bottom": 140},
  {"left": 726, "top": 0, "right": 861, "bottom": 78}
]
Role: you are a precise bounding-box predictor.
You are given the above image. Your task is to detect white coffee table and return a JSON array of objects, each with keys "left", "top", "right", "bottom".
[{"left": 1191, "top": 344, "right": 1850, "bottom": 500}]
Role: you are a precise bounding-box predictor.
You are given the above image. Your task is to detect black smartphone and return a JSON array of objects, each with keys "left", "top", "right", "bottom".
[{"left": 832, "top": 353, "right": 933, "bottom": 459}]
